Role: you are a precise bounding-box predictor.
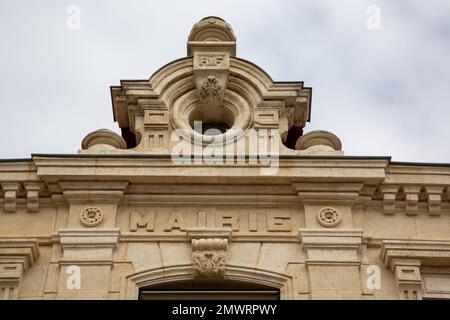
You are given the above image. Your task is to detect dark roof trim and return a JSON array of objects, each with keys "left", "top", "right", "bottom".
[
  {"left": 28, "top": 153, "right": 390, "bottom": 161},
  {"left": 3, "top": 154, "right": 450, "bottom": 168},
  {"left": 390, "top": 161, "right": 450, "bottom": 168},
  {"left": 0, "top": 158, "right": 32, "bottom": 162}
]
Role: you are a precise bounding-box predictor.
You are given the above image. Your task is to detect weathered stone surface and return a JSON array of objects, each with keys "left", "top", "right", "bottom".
[{"left": 0, "top": 16, "right": 449, "bottom": 300}]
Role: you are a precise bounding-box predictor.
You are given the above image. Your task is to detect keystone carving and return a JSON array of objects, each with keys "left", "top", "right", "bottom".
[
  {"left": 187, "top": 229, "right": 231, "bottom": 279},
  {"left": 192, "top": 252, "right": 226, "bottom": 279}
]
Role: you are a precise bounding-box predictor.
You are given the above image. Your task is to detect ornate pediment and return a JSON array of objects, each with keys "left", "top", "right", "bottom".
[{"left": 80, "top": 17, "right": 337, "bottom": 156}]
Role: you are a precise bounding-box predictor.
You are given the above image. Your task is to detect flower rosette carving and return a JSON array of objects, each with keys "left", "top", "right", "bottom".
[
  {"left": 192, "top": 252, "right": 225, "bottom": 278},
  {"left": 317, "top": 207, "right": 340, "bottom": 227},
  {"left": 80, "top": 207, "right": 104, "bottom": 227}
]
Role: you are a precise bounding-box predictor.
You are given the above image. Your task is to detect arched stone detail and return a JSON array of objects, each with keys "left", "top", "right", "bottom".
[
  {"left": 123, "top": 264, "right": 294, "bottom": 300},
  {"left": 109, "top": 16, "right": 312, "bottom": 154},
  {"left": 170, "top": 88, "right": 253, "bottom": 146},
  {"left": 148, "top": 57, "right": 304, "bottom": 110}
]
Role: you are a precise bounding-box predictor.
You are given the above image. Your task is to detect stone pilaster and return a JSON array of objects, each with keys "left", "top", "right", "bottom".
[
  {"left": 299, "top": 229, "right": 363, "bottom": 299},
  {"left": 59, "top": 181, "right": 128, "bottom": 228},
  {"left": 54, "top": 228, "right": 120, "bottom": 299},
  {"left": 381, "top": 240, "right": 450, "bottom": 300},
  {"left": 293, "top": 182, "right": 363, "bottom": 229},
  {"left": 391, "top": 259, "right": 423, "bottom": 300}
]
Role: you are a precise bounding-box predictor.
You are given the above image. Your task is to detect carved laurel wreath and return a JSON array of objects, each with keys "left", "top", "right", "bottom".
[
  {"left": 192, "top": 252, "right": 225, "bottom": 278},
  {"left": 80, "top": 207, "right": 104, "bottom": 227},
  {"left": 317, "top": 207, "right": 341, "bottom": 227}
]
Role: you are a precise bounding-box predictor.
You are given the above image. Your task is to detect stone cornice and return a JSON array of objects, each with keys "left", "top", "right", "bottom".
[
  {"left": 381, "top": 240, "right": 450, "bottom": 268},
  {"left": 0, "top": 238, "right": 40, "bottom": 270},
  {"left": 299, "top": 229, "right": 363, "bottom": 266},
  {"left": 59, "top": 181, "right": 129, "bottom": 203},
  {"left": 31, "top": 155, "right": 387, "bottom": 184},
  {"left": 4, "top": 155, "right": 450, "bottom": 182},
  {"left": 53, "top": 228, "right": 120, "bottom": 247},
  {"left": 299, "top": 229, "right": 363, "bottom": 248},
  {"left": 0, "top": 160, "right": 37, "bottom": 182},
  {"left": 294, "top": 182, "right": 364, "bottom": 205}
]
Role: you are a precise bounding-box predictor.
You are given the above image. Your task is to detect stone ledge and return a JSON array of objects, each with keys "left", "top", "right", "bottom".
[
  {"left": 186, "top": 228, "right": 232, "bottom": 240},
  {"left": 381, "top": 240, "right": 450, "bottom": 268},
  {"left": 53, "top": 228, "right": 120, "bottom": 248},
  {"left": 299, "top": 228, "right": 363, "bottom": 247},
  {"left": 0, "top": 238, "right": 40, "bottom": 269}
]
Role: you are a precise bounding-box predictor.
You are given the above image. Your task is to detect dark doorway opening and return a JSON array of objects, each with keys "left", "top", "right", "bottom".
[{"left": 139, "top": 280, "right": 280, "bottom": 300}]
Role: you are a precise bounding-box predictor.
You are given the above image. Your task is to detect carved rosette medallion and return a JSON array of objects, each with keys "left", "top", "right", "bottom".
[
  {"left": 317, "top": 207, "right": 341, "bottom": 227},
  {"left": 192, "top": 252, "right": 225, "bottom": 279},
  {"left": 199, "top": 76, "right": 223, "bottom": 103},
  {"left": 80, "top": 207, "right": 104, "bottom": 227}
]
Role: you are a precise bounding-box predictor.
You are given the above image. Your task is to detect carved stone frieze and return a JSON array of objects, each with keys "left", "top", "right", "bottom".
[{"left": 379, "top": 184, "right": 446, "bottom": 215}]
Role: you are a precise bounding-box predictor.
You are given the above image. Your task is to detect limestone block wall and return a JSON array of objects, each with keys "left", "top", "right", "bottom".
[{"left": 0, "top": 158, "right": 449, "bottom": 300}]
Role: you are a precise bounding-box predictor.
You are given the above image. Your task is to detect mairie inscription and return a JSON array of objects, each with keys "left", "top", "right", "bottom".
[{"left": 128, "top": 211, "right": 293, "bottom": 233}]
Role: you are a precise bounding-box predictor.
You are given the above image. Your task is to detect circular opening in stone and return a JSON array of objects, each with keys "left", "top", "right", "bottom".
[
  {"left": 197, "top": 122, "right": 230, "bottom": 136},
  {"left": 189, "top": 104, "right": 235, "bottom": 136}
]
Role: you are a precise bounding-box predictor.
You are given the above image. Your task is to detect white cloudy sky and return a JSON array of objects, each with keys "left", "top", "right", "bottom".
[{"left": 0, "top": 0, "right": 449, "bottom": 162}]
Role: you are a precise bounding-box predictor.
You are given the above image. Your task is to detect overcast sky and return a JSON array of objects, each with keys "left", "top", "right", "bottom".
[{"left": 0, "top": 0, "right": 449, "bottom": 162}]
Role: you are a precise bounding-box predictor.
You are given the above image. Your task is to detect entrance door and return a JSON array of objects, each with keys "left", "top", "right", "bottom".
[{"left": 139, "top": 280, "right": 279, "bottom": 300}]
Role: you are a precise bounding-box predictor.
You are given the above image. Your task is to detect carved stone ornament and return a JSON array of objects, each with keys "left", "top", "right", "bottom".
[
  {"left": 80, "top": 207, "right": 104, "bottom": 227},
  {"left": 192, "top": 252, "right": 225, "bottom": 279},
  {"left": 295, "top": 130, "right": 342, "bottom": 151},
  {"left": 279, "top": 106, "right": 294, "bottom": 119},
  {"left": 81, "top": 129, "right": 127, "bottom": 150},
  {"left": 199, "top": 76, "right": 223, "bottom": 103},
  {"left": 317, "top": 207, "right": 341, "bottom": 227}
]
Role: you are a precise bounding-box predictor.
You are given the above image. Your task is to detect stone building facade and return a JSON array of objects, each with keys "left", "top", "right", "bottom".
[{"left": 0, "top": 17, "right": 449, "bottom": 300}]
